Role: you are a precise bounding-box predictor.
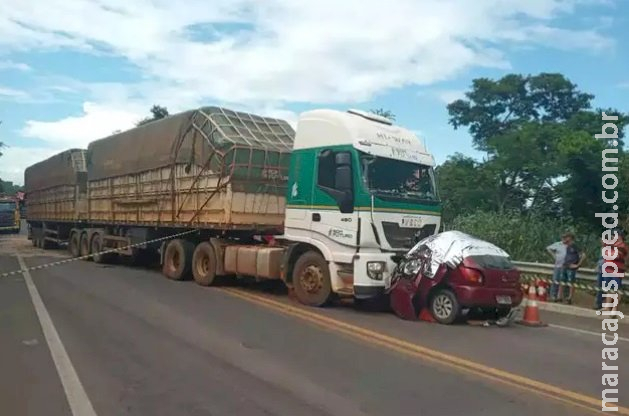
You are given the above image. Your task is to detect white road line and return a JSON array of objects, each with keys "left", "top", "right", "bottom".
[
  {"left": 16, "top": 254, "right": 98, "bottom": 416},
  {"left": 548, "top": 323, "right": 629, "bottom": 343}
]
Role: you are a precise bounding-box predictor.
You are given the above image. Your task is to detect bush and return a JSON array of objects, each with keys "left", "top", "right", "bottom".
[{"left": 445, "top": 210, "right": 600, "bottom": 267}]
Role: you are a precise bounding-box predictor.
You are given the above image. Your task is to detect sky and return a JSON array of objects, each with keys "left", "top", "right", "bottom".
[{"left": 0, "top": 0, "right": 628, "bottom": 185}]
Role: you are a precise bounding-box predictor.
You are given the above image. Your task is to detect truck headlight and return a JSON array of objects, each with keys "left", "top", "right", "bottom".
[{"left": 367, "top": 261, "right": 385, "bottom": 280}]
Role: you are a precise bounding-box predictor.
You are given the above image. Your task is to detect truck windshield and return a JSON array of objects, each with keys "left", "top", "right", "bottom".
[
  {"left": 360, "top": 154, "right": 438, "bottom": 203},
  {"left": 0, "top": 202, "right": 15, "bottom": 212}
]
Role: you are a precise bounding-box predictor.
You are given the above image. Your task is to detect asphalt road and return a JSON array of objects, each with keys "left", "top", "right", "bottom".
[{"left": 0, "top": 233, "right": 626, "bottom": 415}]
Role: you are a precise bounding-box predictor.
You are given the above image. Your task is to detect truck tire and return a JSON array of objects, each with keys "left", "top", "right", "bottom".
[
  {"left": 162, "top": 239, "right": 193, "bottom": 280},
  {"left": 41, "top": 237, "right": 52, "bottom": 250},
  {"left": 192, "top": 242, "right": 217, "bottom": 286},
  {"left": 69, "top": 232, "right": 80, "bottom": 257},
  {"left": 79, "top": 233, "right": 91, "bottom": 260},
  {"left": 292, "top": 251, "right": 332, "bottom": 307},
  {"left": 91, "top": 234, "right": 111, "bottom": 264},
  {"left": 32, "top": 227, "right": 41, "bottom": 247}
]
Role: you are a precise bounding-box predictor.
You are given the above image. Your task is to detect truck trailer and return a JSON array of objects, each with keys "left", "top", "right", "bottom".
[{"left": 24, "top": 106, "right": 442, "bottom": 306}]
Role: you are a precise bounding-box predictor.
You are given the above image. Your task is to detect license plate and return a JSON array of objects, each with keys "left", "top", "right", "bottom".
[
  {"left": 496, "top": 295, "right": 512, "bottom": 305},
  {"left": 401, "top": 217, "right": 422, "bottom": 228}
]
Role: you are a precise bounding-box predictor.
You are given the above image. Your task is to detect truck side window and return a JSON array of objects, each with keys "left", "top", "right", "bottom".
[{"left": 317, "top": 150, "right": 336, "bottom": 189}]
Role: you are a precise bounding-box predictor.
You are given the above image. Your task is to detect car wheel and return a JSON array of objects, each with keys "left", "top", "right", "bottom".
[{"left": 430, "top": 289, "right": 461, "bottom": 325}]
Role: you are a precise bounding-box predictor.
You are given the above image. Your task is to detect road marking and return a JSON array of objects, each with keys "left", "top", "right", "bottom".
[
  {"left": 16, "top": 254, "right": 98, "bottom": 416},
  {"left": 549, "top": 323, "right": 629, "bottom": 343},
  {"left": 222, "top": 287, "right": 628, "bottom": 415}
]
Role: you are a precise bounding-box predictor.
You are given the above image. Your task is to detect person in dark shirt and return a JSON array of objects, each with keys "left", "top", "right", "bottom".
[{"left": 562, "top": 236, "right": 584, "bottom": 304}]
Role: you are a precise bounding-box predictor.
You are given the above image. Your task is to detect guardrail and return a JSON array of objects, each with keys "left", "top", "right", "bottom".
[
  {"left": 512, "top": 261, "right": 598, "bottom": 282},
  {"left": 512, "top": 260, "right": 629, "bottom": 293}
]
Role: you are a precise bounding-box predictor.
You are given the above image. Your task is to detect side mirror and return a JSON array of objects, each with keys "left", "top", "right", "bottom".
[
  {"left": 339, "top": 190, "right": 353, "bottom": 213},
  {"left": 335, "top": 155, "right": 353, "bottom": 213},
  {"left": 335, "top": 152, "right": 351, "bottom": 166}
]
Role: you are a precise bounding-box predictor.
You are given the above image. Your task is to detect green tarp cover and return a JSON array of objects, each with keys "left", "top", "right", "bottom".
[{"left": 86, "top": 107, "right": 295, "bottom": 188}]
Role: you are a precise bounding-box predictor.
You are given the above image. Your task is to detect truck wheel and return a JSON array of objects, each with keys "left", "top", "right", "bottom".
[
  {"left": 292, "top": 251, "right": 332, "bottom": 307},
  {"left": 162, "top": 239, "right": 193, "bottom": 280},
  {"left": 79, "top": 233, "right": 91, "bottom": 260},
  {"left": 32, "top": 228, "right": 40, "bottom": 247},
  {"left": 192, "top": 242, "right": 217, "bottom": 286},
  {"left": 69, "top": 232, "right": 80, "bottom": 257},
  {"left": 429, "top": 288, "right": 461, "bottom": 325},
  {"left": 41, "top": 238, "right": 52, "bottom": 250},
  {"left": 91, "top": 234, "right": 111, "bottom": 264}
]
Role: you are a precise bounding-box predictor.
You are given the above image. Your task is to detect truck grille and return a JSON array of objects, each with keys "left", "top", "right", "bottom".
[{"left": 381, "top": 222, "right": 437, "bottom": 250}]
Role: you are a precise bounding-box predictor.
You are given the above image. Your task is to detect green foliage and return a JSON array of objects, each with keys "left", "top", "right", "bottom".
[
  {"left": 136, "top": 105, "right": 169, "bottom": 126},
  {"left": 435, "top": 153, "right": 495, "bottom": 224},
  {"left": 439, "top": 72, "right": 629, "bottom": 238},
  {"left": 0, "top": 179, "right": 23, "bottom": 194},
  {"left": 369, "top": 108, "right": 396, "bottom": 121},
  {"left": 449, "top": 211, "right": 599, "bottom": 267},
  {"left": 447, "top": 73, "right": 594, "bottom": 152}
]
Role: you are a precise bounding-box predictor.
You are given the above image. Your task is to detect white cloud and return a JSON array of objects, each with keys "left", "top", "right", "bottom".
[
  {"left": 0, "top": 146, "right": 59, "bottom": 185},
  {"left": 0, "top": 0, "right": 614, "bottom": 105},
  {"left": 433, "top": 89, "right": 467, "bottom": 105},
  {"left": 0, "top": 86, "right": 30, "bottom": 100},
  {"left": 0, "top": 0, "right": 615, "bottom": 173},
  {"left": 0, "top": 60, "right": 32, "bottom": 71},
  {"left": 20, "top": 102, "right": 142, "bottom": 148}
]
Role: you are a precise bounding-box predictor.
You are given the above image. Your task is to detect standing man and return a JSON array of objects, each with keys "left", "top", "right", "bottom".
[
  {"left": 562, "top": 234, "right": 584, "bottom": 304},
  {"left": 547, "top": 232, "right": 581, "bottom": 303}
]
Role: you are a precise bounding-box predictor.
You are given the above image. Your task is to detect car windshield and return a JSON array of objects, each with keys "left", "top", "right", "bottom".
[
  {"left": 0, "top": 202, "right": 15, "bottom": 212},
  {"left": 360, "top": 153, "right": 438, "bottom": 202},
  {"left": 467, "top": 255, "right": 514, "bottom": 270}
]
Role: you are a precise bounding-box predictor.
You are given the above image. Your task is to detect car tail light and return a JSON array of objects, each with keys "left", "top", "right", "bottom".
[{"left": 461, "top": 267, "right": 483, "bottom": 284}]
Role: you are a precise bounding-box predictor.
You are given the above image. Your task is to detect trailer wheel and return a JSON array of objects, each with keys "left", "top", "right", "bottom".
[
  {"left": 192, "top": 242, "right": 217, "bottom": 286},
  {"left": 32, "top": 228, "right": 40, "bottom": 247},
  {"left": 41, "top": 238, "right": 52, "bottom": 250},
  {"left": 292, "top": 251, "right": 332, "bottom": 307},
  {"left": 79, "top": 233, "right": 91, "bottom": 261},
  {"left": 69, "top": 232, "right": 80, "bottom": 258},
  {"left": 162, "top": 239, "right": 193, "bottom": 280},
  {"left": 91, "top": 234, "right": 111, "bottom": 264}
]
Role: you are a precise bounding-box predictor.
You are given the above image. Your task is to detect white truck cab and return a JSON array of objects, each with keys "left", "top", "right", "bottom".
[{"left": 280, "top": 109, "right": 442, "bottom": 306}]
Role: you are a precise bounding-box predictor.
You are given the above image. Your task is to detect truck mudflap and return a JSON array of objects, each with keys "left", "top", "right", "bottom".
[{"left": 279, "top": 243, "right": 299, "bottom": 287}]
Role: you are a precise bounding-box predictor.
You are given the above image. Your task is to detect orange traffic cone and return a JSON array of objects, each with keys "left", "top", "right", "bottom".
[
  {"left": 518, "top": 285, "right": 547, "bottom": 327},
  {"left": 418, "top": 307, "right": 436, "bottom": 323}
]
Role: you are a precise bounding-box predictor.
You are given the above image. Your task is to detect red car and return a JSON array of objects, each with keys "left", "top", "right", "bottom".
[{"left": 388, "top": 231, "right": 523, "bottom": 324}]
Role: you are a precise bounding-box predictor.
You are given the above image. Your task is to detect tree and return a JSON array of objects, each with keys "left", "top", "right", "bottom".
[
  {"left": 435, "top": 153, "right": 495, "bottom": 223},
  {"left": 136, "top": 105, "right": 169, "bottom": 126},
  {"left": 442, "top": 72, "right": 628, "bottom": 229},
  {"left": 447, "top": 73, "right": 594, "bottom": 152},
  {"left": 369, "top": 108, "right": 396, "bottom": 121}
]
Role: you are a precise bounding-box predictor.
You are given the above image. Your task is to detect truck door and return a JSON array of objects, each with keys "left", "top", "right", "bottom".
[{"left": 310, "top": 149, "right": 359, "bottom": 259}]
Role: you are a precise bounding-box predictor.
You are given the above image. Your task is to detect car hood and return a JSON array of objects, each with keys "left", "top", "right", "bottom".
[{"left": 391, "top": 230, "right": 511, "bottom": 284}]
